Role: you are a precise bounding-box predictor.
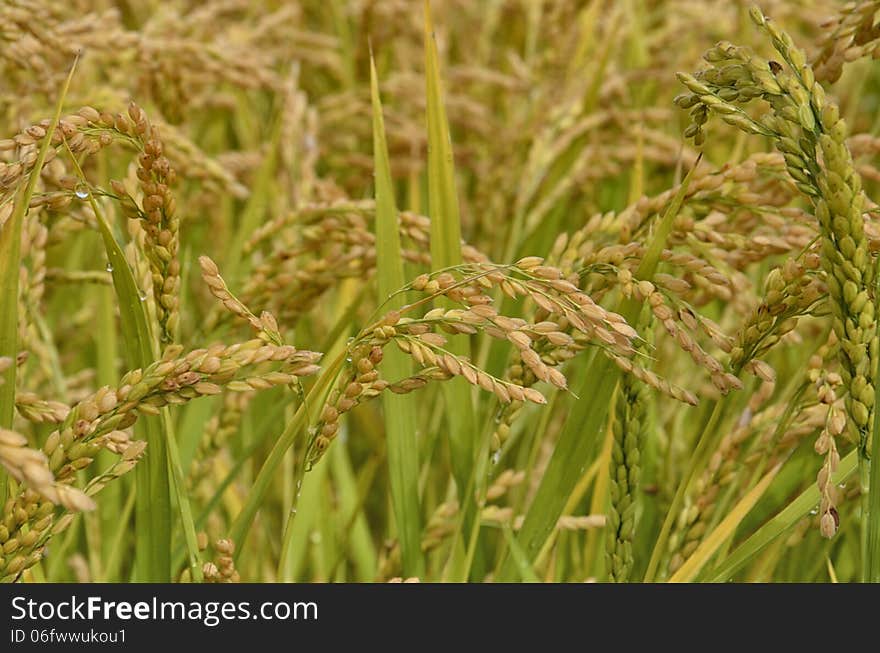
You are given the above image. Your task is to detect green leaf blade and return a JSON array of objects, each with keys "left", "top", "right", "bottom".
[
  {"left": 90, "top": 195, "right": 172, "bottom": 583},
  {"left": 424, "top": 1, "right": 478, "bottom": 533},
  {"left": 0, "top": 58, "right": 78, "bottom": 499},
  {"left": 708, "top": 451, "right": 858, "bottom": 582},
  {"left": 371, "top": 54, "right": 424, "bottom": 578}
]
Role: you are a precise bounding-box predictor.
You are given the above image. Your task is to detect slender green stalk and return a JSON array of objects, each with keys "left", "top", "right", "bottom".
[
  {"left": 101, "top": 487, "right": 136, "bottom": 582},
  {"left": 163, "top": 412, "right": 203, "bottom": 582},
  {"left": 445, "top": 397, "right": 502, "bottom": 582},
  {"left": 230, "top": 353, "right": 345, "bottom": 562},
  {"left": 277, "top": 447, "right": 311, "bottom": 580},
  {"left": 328, "top": 446, "right": 379, "bottom": 581},
  {"left": 227, "top": 274, "right": 365, "bottom": 567}
]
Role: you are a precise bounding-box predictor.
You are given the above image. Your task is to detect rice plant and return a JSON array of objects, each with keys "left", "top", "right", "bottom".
[{"left": 1, "top": 0, "right": 880, "bottom": 583}]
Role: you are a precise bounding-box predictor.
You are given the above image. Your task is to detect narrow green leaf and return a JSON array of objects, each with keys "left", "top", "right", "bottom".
[
  {"left": 230, "top": 353, "right": 345, "bottom": 562},
  {"left": 279, "top": 449, "right": 330, "bottom": 581},
  {"left": 0, "top": 57, "right": 78, "bottom": 497},
  {"left": 668, "top": 462, "right": 781, "bottom": 582},
  {"left": 93, "top": 202, "right": 170, "bottom": 582},
  {"left": 329, "top": 444, "right": 378, "bottom": 581},
  {"left": 501, "top": 524, "right": 541, "bottom": 582},
  {"left": 163, "top": 411, "right": 203, "bottom": 583},
  {"left": 101, "top": 486, "right": 136, "bottom": 582},
  {"left": 424, "top": 0, "right": 478, "bottom": 523},
  {"left": 425, "top": 1, "right": 463, "bottom": 270},
  {"left": 371, "top": 54, "right": 424, "bottom": 577},
  {"left": 708, "top": 450, "right": 858, "bottom": 582},
  {"left": 497, "top": 348, "right": 616, "bottom": 583}
]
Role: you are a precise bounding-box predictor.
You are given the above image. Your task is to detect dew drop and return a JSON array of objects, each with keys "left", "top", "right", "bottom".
[
  {"left": 809, "top": 508, "right": 819, "bottom": 516},
  {"left": 491, "top": 451, "right": 501, "bottom": 466},
  {"left": 74, "top": 184, "right": 88, "bottom": 199},
  {"left": 138, "top": 291, "right": 147, "bottom": 302},
  {"left": 105, "top": 261, "right": 114, "bottom": 272}
]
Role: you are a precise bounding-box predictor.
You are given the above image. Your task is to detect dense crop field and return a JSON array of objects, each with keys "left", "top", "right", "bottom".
[{"left": 1, "top": 0, "right": 880, "bottom": 583}]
